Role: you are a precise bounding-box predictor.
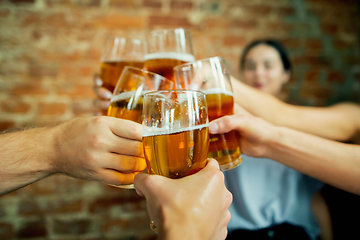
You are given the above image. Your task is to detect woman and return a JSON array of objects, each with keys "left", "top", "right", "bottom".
[{"left": 225, "top": 40, "right": 330, "bottom": 240}]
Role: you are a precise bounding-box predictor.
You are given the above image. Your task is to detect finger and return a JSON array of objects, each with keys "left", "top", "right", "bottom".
[
  {"left": 94, "top": 98, "right": 110, "bottom": 110},
  {"left": 93, "top": 73, "right": 102, "bottom": 86},
  {"left": 107, "top": 118, "right": 143, "bottom": 141},
  {"left": 205, "top": 158, "right": 220, "bottom": 170},
  {"left": 99, "top": 168, "right": 142, "bottom": 186},
  {"left": 102, "top": 154, "right": 147, "bottom": 173},
  {"left": 133, "top": 172, "right": 148, "bottom": 196},
  {"left": 209, "top": 115, "right": 244, "bottom": 134},
  {"left": 134, "top": 173, "right": 164, "bottom": 198},
  {"left": 108, "top": 137, "right": 144, "bottom": 158},
  {"left": 93, "top": 85, "right": 113, "bottom": 100}
]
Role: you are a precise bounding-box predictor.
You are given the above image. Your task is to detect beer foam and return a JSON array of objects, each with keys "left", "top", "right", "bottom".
[
  {"left": 202, "top": 87, "right": 233, "bottom": 97},
  {"left": 144, "top": 52, "right": 195, "bottom": 62},
  {"left": 110, "top": 90, "right": 151, "bottom": 103},
  {"left": 143, "top": 123, "right": 209, "bottom": 137}
]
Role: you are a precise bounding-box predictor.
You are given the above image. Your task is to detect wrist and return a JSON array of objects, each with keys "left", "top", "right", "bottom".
[{"left": 265, "top": 125, "right": 284, "bottom": 160}]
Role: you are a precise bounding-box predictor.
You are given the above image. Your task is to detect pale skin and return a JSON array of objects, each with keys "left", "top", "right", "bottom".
[
  {"left": 209, "top": 114, "right": 360, "bottom": 195},
  {"left": 241, "top": 44, "right": 290, "bottom": 96},
  {"left": 231, "top": 78, "right": 360, "bottom": 144},
  {"left": 1, "top": 117, "right": 232, "bottom": 240},
  {"left": 0, "top": 116, "right": 145, "bottom": 196},
  {"left": 134, "top": 159, "right": 232, "bottom": 240}
]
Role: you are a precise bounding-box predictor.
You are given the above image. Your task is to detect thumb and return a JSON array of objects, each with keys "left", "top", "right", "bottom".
[{"left": 133, "top": 172, "right": 149, "bottom": 197}]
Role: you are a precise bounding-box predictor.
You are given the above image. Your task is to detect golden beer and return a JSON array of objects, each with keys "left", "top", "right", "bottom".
[
  {"left": 143, "top": 124, "right": 209, "bottom": 178},
  {"left": 107, "top": 91, "right": 149, "bottom": 124},
  {"left": 204, "top": 88, "right": 242, "bottom": 170},
  {"left": 144, "top": 53, "right": 195, "bottom": 85},
  {"left": 100, "top": 60, "right": 144, "bottom": 93}
]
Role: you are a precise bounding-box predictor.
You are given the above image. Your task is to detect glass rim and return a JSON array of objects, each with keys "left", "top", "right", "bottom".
[
  {"left": 143, "top": 89, "right": 205, "bottom": 98},
  {"left": 104, "top": 35, "right": 144, "bottom": 44},
  {"left": 148, "top": 28, "right": 191, "bottom": 35},
  {"left": 123, "top": 66, "right": 173, "bottom": 83},
  {"left": 173, "top": 56, "right": 225, "bottom": 71}
]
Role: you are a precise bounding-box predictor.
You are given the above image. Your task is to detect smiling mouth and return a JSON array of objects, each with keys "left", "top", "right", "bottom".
[{"left": 253, "top": 83, "right": 264, "bottom": 89}]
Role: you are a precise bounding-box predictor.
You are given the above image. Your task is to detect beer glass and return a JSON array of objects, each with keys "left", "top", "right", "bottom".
[
  {"left": 142, "top": 90, "right": 209, "bottom": 179},
  {"left": 174, "top": 56, "right": 242, "bottom": 171},
  {"left": 144, "top": 28, "right": 195, "bottom": 86},
  {"left": 107, "top": 67, "right": 174, "bottom": 189},
  {"left": 99, "top": 37, "right": 145, "bottom": 114}
]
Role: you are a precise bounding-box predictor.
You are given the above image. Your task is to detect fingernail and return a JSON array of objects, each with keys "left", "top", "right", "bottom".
[
  {"left": 104, "top": 91, "right": 112, "bottom": 99},
  {"left": 209, "top": 122, "right": 218, "bottom": 133},
  {"left": 95, "top": 78, "right": 103, "bottom": 86}
]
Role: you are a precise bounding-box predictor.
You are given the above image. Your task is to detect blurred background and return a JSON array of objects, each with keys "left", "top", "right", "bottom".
[{"left": 0, "top": 0, "right": 359, "bottom": 239}]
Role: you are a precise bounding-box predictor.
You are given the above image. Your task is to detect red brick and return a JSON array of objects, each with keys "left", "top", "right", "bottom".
[
  {"left": 0, "top": 222, "right": 15, "bottom": 240},
  {"left": 57, "top": 84, "right": 96, "bottom": 99},
  {"left": 229, "top": 20, "right": 258, "bottom": 29},
  {"left": 102, "top": 219, "right": 131, "bottom": 231},
  {"left": 306, "top": 39, "right": 322, "bottom": 51},
  {"left": 38, "top": 102, "right": 67, "bottom": 115},
  {"left": 78, "top": 0, "right": 100, "bottom": 6},
  {"left": 148, "top": 15, "right": 192, "bottom": 28},
  {"left": 92, "top": 15, "right": 145, "bottom": 29},
  {"left": 205, "top": 17, "right": 228, "bottom": 29},
  {"left": 170, "top": 0, "right": 193, "bottom": 10},
  {"left": 0, "top": 9, "right": 10, "bottom": 18},
  {"left": 223, "top": 36, "right": 246, "bottom": 47},
  {"left": 0, "top": 121, "right": 16, "bottom": 132},
  {"left": 53, "top": 219, "right": 91, "bottom": 234},
  {"left": 17, "top": 220, "right": 47, "bottom": 238},
  {"left": 1, "top": 100, "right": 31, "bottom": 113},
  {"left": 29, "top": 64, "right": 58, "bottom": 78},
  {"left": 281, "top": 38, "right": 300, "bottom": 49},
  {"left": 9, "top": 0, "right": 35, "bottom": 4},
  {"left": 301, "top": 56, "right": 331, "bottom": 67},
  {"left": 299, "top": 86, "right": 331, "bottom": 100},
  {"left": 333, "top": 39, "right": 355, "bottom": 50},
  {"left": 243, "top": 5, "right": 273, "bottom": 16},
  {"left": 304, "top": 70, "right": 321, "bottom": 83},
  {"left": 143, "top": 0, "right": 161, "bottom": 9},
  {"left": 321, "top": 23, "right": 339, "bottom": 34},
  {"left": 277, "top": 7, "right": 296, "bottom": 16},
  {"left": 89, "top": 196, "right": 144, "bottom": 213},
  {"left": 10, "top": 83, "right": 49, "bottom": 96},
  {"left": 327, "top": 71, "right": 344, "bottom": 83},
  {"left": 109, "top": 0, "right": 139, "bottom": 8},
  {"left": 47, "top": 0, "right": 73, "bottom": 7}
]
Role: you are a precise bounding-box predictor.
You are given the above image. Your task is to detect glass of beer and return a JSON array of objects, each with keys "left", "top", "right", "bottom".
[
  {"left": 144, "top": 28, "right": 195, "bottom": 86},
  {"left": 142, "top": 90, "right": 209, "bottom": 179},
  {"left": 99, "top": 36, "right": 145, "bottom": 114},
  {"left": 107, "top": 67, "right": 174, "bottom": 189},
  {"left": 174, "top": 56, "right": 242, "bottom": 171}
]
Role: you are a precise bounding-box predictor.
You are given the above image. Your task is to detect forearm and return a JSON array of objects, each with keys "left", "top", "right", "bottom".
[
  {"left": 231, "top": 76, "right": 288, "bottom": 125},
  {"left": 0, "top": 127, "right": 57, "bottom": 195},
  {"left": 231, "top": 77, "right": 360, "bottom": 142},
  {"left": 268, "top": 126, "right": 360, "bottom": 195}
]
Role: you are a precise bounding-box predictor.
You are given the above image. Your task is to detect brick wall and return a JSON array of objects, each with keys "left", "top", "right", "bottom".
[{"left": 0, "top": 0, "right": 359, "bottom": 239}]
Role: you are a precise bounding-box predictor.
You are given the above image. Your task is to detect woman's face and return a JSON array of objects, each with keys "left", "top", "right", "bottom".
[{"left": 241, "top": 44, "right": 290, "bottom": 96}]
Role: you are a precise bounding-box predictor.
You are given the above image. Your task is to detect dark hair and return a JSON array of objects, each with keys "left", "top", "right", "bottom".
[{"left": 240, "top": 39, "right": 292, "bottom": 72}]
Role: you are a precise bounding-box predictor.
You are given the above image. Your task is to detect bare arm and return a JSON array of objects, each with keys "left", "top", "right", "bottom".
[
  {"left": 231, "top": 76, "right": 360, "bottom": 143},
  {"left": 0, "top": 117, "right": 144, "bottom": 196},
  {"left": 210, "top": 115, "right": 360, "bottom": 195}
]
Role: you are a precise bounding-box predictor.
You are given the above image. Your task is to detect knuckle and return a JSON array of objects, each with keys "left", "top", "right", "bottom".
[{"left": 91, "top": 116, "right": 107, "bottom": 126}]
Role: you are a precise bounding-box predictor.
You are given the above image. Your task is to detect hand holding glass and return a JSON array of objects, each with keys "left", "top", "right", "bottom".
[
  {"left": 107, "top": 66, "right": 174, "bottom": 189},
  {"left": 174, "top": 57, "right": 242, "bottom": 171}
]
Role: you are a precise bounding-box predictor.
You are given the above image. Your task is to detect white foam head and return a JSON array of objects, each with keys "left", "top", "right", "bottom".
[
  {"left": 202, "top": 87, "right": 234, "bottom": 96},
  {"left": 145, "top": 52, "right": 195, "bottom": 62},
  {"left": 142, "top": 123, "right": 209, "bottom": 137}
]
